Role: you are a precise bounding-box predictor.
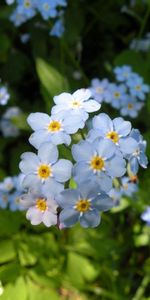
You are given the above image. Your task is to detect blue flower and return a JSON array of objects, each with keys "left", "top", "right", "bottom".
[
  {"left": 52, "top": 88, "right": 100, "bottom": 122},
  {"left": 9, "top": 191, "right": 25, "bottom": 211},
  {"left": 56, "top": 180, "right": 114, "bottom": 228},
  {"left": 10, "top": 9, "right": 28, "bottom": 26},
  {"left": 16, "top": 0, "right": 36, "bottom": 18},
  {"left": 114, "top": 65, "right": 133, "bottom": 82},
  {"left": 127, "top": 129, "right": 148, "bottom": 174},
  {"left": 141, "top": 206, "right": 150, "bottom": 226},
  {"left": 20, "top": 186, "right": 58, "bottom": 226},
  {"left": 87, "top": 113, "right": 136, "bottom": 155},
  {"left": 0, "top": 87, "right": 10, "bottom": 106},
  {"left": 120, "top": 176, "right": 138, "bottom": 197},
  {"left": 107, "top": 83, "right": 127, "bottom": 109},
  {"left": 0, "top": 177, "right": 15, "bottom": 192},
  {"left": 127, "top": 75, "right": 149, "bottom": 100},
  {"left": 72, "top": 138, "right": 126, "bottom": 192},
  {"left": 50, "top": 18, "right": 65, "bottom": 37},
  {"left": 19, "top": 142, "right": 72, "bottom": 191},
  {"left": 0, "top": 191, "right": 9, "bottom": 209},
  {"left": 37, "top": 0, "right": 58, "bottom": 20},
  {"left": 120, "top": 96, "right": 143, "bottom": 118},
  {"left": 0, "top": 107, "right": 21, "bottom": 137},
  {"left": 89, "top": 78, "right": 111, "bottom": 103},
  {"left": 109, "top": 188, "right": 123, "bottom": 206},
  {"left": 27, "top": 111, "right": 84, "bottom": 149}
]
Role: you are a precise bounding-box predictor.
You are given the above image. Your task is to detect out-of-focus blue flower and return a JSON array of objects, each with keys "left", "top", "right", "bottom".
[
  {"left": 114, "top": 65, "right": 133, "bottom": 82},
  {"left": 5, "top": 0, "right": 15, "bottom": 4},
  {"left": 9, "top": 191, "right": 24, "bottom": 211},
  {"left": 37, "top": 0, "right": 58, "bottom": 20},
  {"left": 121, "top": 176, "right": 138, "bottom": 197},
  {"left": 0, "top": 192, "right": 9, "bottom": 209},
  {"left": 141, "top": 206, "right": 150, "bottom": 226},
  {"left": 87, "top": 113, "right": 136, "bottom": 155},
  {"left": 109, "top": 188, "right": 123, "bottom": 206},
  {"left": 50, "top": 18, "right": 64, "bottom": 37},
  {"left": 16, "top": 0, "right": 36, "bottom": 18},
  {"left": 52, "top": 88, "right": 100, "bottom": 121},
  {"left": 20, "top": 186, "right": 58, "bottom": 226},
  {"left": 127, "top": 129, "right": 148, "bottom": 174},
  {"left": 130, "top": 32, "right": 150, "bottom": 52},
  {"left": 19, "top": 142, "right": 72, "bottom": 191},
  {"left": 56, "top": 180, "right": 114, "bottom": 228},
  {"left": 0, "top": 87, "right": 10, "bottom": 105},
  {"left": 120, "top": 96, "right": 144, "bottom": 118},
  {"left": 20, "top": 33, "right": 30, "bottom": 43},
  {"left": 0, "top": 177, "right": 15, "bottom": 192},
  {"left": 72, "top": 138, "right": 126, "bottom": 192},
  {"left": 89, "top": 78, "right": 111, "bottom": 103},
  {"left": 10, "top": 9, "right": 28, "bottom": 26},
  {"left": 107, "top": 83, "right": 127, "bottom": 109},
  {"left": 127, "top": 75, "right": 149, "bottom": 100},
  {"left": 27, "top": 111, "right": 84, "bottom": 149},
  {"left": 0, "top": 107, "right": 21, "bottom": 137}
]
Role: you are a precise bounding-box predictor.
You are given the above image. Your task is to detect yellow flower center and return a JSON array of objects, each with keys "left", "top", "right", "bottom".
[
  {"left": 135, "top": 85, "right": 141, "bottom": 91},
  {"left": 106, "top": 131, "right": 119, "bottom": 143},
  {"left": 130, "top": 175, "right": 138, "bottom": 183},
  {"left": 71, "top": 100, "right": 81, "bottom": 108},
  {"left": 90, "top": 156, "right": 105, "bottom": 171},
  {"left": 114, "top": 91, "right": 120, "bottom": 98},
  {"left": 15, "top": 197, "right": 20, "bottom": 204},
  {"left": 36, "top": 198, "right": 48, "bottom": 212},
  {"left": 128, "top": 103, "right": 133, "bottom": 109},
  {"left": 37, "top": 164, "right": 51, "bottom": 179},
  {"left": 76, "top": 199, "right": 90, "bottom": 212},
  {"left": 24, "top": 0, "right": 31, "bottom": 8},
  {"left": 48, "top": 120, "right": 61, "bottom": 132},
  {"left": 96, "top": 87, "right": 103, "bottom": 94},
  {"left": 43, "top": 3, "right": 50, "bottom": 10}
]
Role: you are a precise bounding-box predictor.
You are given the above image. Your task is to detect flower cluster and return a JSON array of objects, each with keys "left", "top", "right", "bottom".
[
  {"left": 18, "top": 87, "right": 148, "bottom": 229},
  {"left": 0, "top": 174, "right": 25, "bottom": 211},
  {"left": 6, "top": 0, "right": 67, "bottom": 37},
  {"left": 89, "top": 65, "right": 149, "bottom": 118}
]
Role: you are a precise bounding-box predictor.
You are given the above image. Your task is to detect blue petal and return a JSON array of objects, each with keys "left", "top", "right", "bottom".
[
  {"left": 59, "top": 209, "right": 79, "bottom": 227},
  {"left": 52, "top": 159, "right": 72, "bottom": 182},
  {"left": 56, "top": 189, "right": 80, "bottom": 208},
  {"left": 79, "top": 209, "right": 101, "bottom": 228},
  {"left": 92, "top": 193, "right": 114, "bottom": 211},
  {"left": 38, "top": 142, "right": 58, "bottom": 164},
  {"left": 72, "top": 141, "right": 94, "bottom": 162}
]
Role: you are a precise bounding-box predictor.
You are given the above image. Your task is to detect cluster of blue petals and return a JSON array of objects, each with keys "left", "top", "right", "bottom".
[
  {"left": 90, "top": 65, "right": 149, "bottom": 118},
  {"left": 0, "top": 174, "right": 25, "bottom": 211},
  {"left": 17, "top": 87, "right": 148, "bottom": 229},
  {"left": 6, "top": 0, "right": 67, "bottom": 37}
]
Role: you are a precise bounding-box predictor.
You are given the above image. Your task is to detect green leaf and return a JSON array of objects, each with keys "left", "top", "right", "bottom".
[
  {"left": 0, "top": 262, "right": 20, "bottom": 284},
  {"left": 67, "top": 252, "right": 98, "bottom": 288},
  {"left": 36, "top": 58, "right": 69, "bottom": 108},
  {"left": 0, "top": 210, "right": 22, "bottom": 237},
  {"left": 27, "top": 279, "right": 60, "bottom": 300},
  {"left": 0, "top": 277, "right": 27, "bottom": 300},
  {"left": 0, "top": 240, "right": 16, "bottom": 264}
]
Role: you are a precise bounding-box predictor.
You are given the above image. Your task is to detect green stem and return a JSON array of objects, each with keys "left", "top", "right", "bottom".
[
  {"left": 132, "top": 275, "right": 150, "bottom": 300},
  {"left": 138, "top": 5, "right": 150, "bottom": 39}
]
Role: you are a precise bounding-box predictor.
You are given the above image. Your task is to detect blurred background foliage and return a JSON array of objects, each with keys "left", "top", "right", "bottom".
[{"left": 0, "top": 0, "right": 150, "bottom": 299}]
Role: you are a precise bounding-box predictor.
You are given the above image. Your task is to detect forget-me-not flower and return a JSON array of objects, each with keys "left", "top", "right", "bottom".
[
  {"left": 52, "top": 88, "right": 101, "bottom": 121},
  {"left": 89, "top": 78, "right": 111, "bottom": 103},
  {"left": 56, "top": 180, "right": 114, "bottom": 228},
  {"left": 114, "top": 65, "right": 133, "bottom": 82},
  {"left": 19, "top": 142, "right": 72, "bottom": 191},
  {"left": 0, "top": 87, "right": 10, "bottom": 106},
  {"left": 141, "top": 207, "right": 150, "bottom": 226},
  {"left": 127, "top": 75, "right": 149, "bottom": 100}
]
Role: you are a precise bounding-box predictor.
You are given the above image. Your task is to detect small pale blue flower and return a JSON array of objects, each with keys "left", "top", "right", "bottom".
[
  {"left": 107, "top": 83, "right": 127, "bottom": 109},
  {"left": 114, "top": 65, "right": 133, "bottom": 82},
  {"left": 121, "top": 176, "right": 138, "bottom": 197},
  {"left": 127, "top": 75, "right": 149, "bottom": 100},
  {"left": 52, "top": 88, "right": 101, "bottom": 121},
  {"left": 56, "top": 180, "right": 114, "bottom": 228},
  {"left": 89, "top": 78, "right": 111, "bottom": 103},
  {"left": 0, "top": 87, "right": 10, "bottom": 105},
  {"left": 19, "top": 142, "right": 72, "bottom": 191}
]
